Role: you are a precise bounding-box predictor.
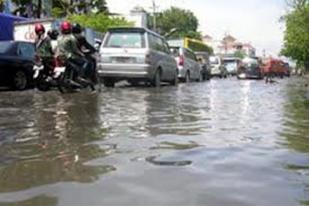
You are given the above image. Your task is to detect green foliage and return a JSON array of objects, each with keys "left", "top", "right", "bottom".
[
  {"left": 52, "top": 0, "right": 108, "bottom": 18},
  {"left": 0, "top": 0, "right": 4, "bottom": 12},
  {"left": 234, "top": 50, "right": 246, "bottom": 59},
  {"left": 153, "top": 7, "right": 201, "bottom": 39},
  {"left": 68, "top": 13, "right": 133, "bottom": 33},
  {"left": 281, "top": 3, "right": 309, "bottom": 70}
]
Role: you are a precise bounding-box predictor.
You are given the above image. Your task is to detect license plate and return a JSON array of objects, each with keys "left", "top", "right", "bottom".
[{"left": 114, "top": 57, "right": 133, "bottom": 63}]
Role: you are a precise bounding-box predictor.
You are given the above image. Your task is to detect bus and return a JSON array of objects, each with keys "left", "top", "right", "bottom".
[{"left": 168, "top": 37, "right": 213, "bottom": 54}]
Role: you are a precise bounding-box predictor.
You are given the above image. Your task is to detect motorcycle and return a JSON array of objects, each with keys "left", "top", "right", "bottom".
[
  {"left": 55, "top": 56, "right": 96, "bottom": 93},
  {"left": 33, "top": 55, "right": 59, "bottom": 91}
]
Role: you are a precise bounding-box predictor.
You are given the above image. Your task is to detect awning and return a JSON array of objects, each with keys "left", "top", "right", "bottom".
[{"left": 0, "top": 13, "right": 27, "bottom": 41}]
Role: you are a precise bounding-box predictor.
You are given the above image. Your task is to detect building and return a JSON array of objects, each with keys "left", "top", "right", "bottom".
[
  {"left": 203, "top": 33, "right": 256, "bottom": 57},
  {"left": 202, "top": 34, "right": 220, "bottom": 54}
]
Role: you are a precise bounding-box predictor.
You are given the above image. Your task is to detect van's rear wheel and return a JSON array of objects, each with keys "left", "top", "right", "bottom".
[
  {"left": 103, "top": 78, "right": 115, "bottom": 87},
  {"left": 151, "top": 70, "right": 161, "bottom": 87}
]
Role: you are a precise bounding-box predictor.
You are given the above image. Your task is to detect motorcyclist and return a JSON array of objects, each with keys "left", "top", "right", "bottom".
[
  {"left": 34, "top": 23, "right": 54, "bottom": 68},
  {"left": 47, "top": 29, "right": 59, "bottom": 54},
  {"left": 57, "top": 21, "right": 88, "bottom": 72},
  {"left": 72, "top": 23, "right": 97, "bottom": 83},
  {"left": 57, "top": 21, "right": 94, "bottom": 90}
]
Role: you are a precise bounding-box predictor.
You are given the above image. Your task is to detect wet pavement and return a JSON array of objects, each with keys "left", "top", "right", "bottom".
[{"left": 0, "top": 77, "right": 308, "bottom": 206}]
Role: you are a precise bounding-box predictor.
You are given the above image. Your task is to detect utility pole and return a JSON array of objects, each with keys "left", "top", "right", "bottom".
[{"left": 151, "top": 0, "right": 159, "bottom": 31}]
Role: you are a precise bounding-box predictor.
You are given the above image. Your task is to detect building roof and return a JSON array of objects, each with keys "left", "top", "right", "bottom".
[
  {"left": 223, "top": 34, "right": 236, "bottom": 42},
  {"left": 203, "top": 34, "right": 212, "bottom": 40}
]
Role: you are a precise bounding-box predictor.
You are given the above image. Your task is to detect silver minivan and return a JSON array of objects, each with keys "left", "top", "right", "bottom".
[
  {"left": 98, "top": 27, "right": 178, "bottom": 87},
  {"left": 170, "top": 47, "right": 202, "bottom": 82}
]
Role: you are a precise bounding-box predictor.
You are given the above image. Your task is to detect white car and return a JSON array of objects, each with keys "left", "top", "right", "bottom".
[{"left": 209, "top": 56, "right": 227, "bottom": 78}]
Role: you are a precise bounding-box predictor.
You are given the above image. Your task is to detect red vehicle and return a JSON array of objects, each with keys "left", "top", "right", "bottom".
[{"left": 261, "top": 58, "right": 290, "bottom": 78}]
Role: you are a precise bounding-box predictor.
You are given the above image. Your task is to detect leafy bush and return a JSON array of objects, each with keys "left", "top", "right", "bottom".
[{"left": 68, "top": 13, "right": 133, "bottom": 33}]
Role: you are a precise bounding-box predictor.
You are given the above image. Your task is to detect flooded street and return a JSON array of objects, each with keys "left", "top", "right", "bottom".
[{"left": 0, "top": 77, "right": 308, "bottom": 206}]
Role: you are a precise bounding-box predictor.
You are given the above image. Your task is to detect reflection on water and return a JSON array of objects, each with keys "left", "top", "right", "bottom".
[
  {"left": 0, "top": 195, "right": 57, "bottom": 206},
  {"left": 0, "top": 92, "right": 115, "bottom": 195},
  {"left": 0, "top": 78, "right": 308, "bottom": 205},
  {"left": 280, "top": 79, "right": 309, "bottom": 205}
]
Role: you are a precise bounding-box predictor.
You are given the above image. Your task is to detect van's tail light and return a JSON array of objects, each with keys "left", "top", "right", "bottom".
[{"left": 179, "top": 55, "right": 184, "bottom": 66}]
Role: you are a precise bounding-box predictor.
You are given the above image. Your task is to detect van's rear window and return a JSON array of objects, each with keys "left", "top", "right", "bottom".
[{"left": 104, "top": 32, "right": 145, "bottom": 48}]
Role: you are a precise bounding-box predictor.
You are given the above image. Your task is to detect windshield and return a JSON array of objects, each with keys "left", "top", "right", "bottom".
[
  {"left": 225, "top": 62, "right": 238, "bottom": 70},
  {"left": 170, "top": 47, "right": 180, "bottom": 57},
  {"left": 0, "top": 42, "right": 12, "bottom": 54},
  {"left": 104, "top": 32, "right": 145, "bottom": 48},
  {"left": 210, "top": 57, "right": 219, "bottom": 65}
]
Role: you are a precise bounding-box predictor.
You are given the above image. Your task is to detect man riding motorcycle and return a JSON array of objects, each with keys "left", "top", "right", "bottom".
[
  {"left": 57, "top": 21, "right": 95, "bottom": 91},
  {"left": 34, "top": 23, "right": 54, "bottom": 72},
  {"left": 72, "top": 23, "right": 97, "bottom": 83}
]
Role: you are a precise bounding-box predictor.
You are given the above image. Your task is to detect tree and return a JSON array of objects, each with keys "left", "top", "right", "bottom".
[
  {"left": 286, "top": 0, "right": 308, "bottom": 9},
  {"left": 10, "top": 0, "right": 45, "bottom": 18},
  {"left": 68, "top": 13, "right": 132, "bottom": 33},
  {"left": 152, "top": 7, "right": 202, "bottom": 40},
  {"left": 0, "top": 0, "right": 4, "bottom": 12},
  {"left": 234, "top": 50, "right": 246, "bottom": 59},
  {"left": 281, "top": 3, "right": 309, "bottom": 71},
  {"left": 52, "top": 0, "right": 108, "bottom": 18}
]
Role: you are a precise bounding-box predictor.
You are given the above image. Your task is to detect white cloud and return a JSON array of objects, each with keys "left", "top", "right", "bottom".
[{"left": 106, "top": 0, "right": 286, "bottom": 56}]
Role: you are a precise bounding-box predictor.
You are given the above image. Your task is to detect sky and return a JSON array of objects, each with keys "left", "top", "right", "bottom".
[{"left": 106, "top": 0, "right": 286, "bottom": 56}]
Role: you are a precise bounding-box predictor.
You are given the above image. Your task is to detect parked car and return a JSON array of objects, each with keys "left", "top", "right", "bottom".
[
  {"left": 223, "top": 57, "right": 241, "bottom": 76},
  {"left": 209, "top": 56, "right": 227, "bottom": 78},
  {"left": 0, "top": 41, "right": 35, "bottom": 90},
  {"left": 98, "top": 27, "right": 178, "bottom": 87},
  {"left": 195, "top": 51, "right": 211, "bottom": 80},
  {"left": 237, "top": 57, "right": 263, "bottom": 80},
  {"left": 170, "top": 47, "right": 202, "bottom": 82}
]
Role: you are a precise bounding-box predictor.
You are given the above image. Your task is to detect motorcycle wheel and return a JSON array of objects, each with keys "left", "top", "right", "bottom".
[
  {"left": 36, "top": 75, "right": 50, "bottom": 91},
  {"left": 57, "top": 70, "right": 75, "bottom": 93}
]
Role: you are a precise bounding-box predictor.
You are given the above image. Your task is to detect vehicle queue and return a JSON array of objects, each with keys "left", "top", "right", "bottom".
[{"left": 0, "top": 21, "right": 292, "bottom": 92}]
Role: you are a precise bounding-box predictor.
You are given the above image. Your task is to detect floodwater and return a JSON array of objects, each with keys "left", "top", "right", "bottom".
[{"left": 0, "top": 77, "right": 308, "bottom": 206}]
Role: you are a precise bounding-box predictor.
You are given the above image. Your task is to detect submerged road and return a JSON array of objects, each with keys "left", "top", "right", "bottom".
[{"left": 0, "top": 77, "right": 308, "bottom": 206}]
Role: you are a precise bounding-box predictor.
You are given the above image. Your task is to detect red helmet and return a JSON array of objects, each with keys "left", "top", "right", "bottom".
[
  {"left": 34, "top": 23, "right": 45, "bottom": 35},
  {"left": 60, "top": 21, "right": 72, "bottom": 34}
]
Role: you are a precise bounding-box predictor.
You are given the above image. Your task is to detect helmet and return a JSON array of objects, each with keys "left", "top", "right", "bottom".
[
  {"left": 60, "top": 21, "right": 72, "bottom": 34},
  {"left": 34, "top": 23, "right": 45, "bottom": 35},
  {"left": 47, "top": 29, "right": 59, "bottom": 40},
  {"left": 72, "top": 23, "right": 83, "bottom": 34}
]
